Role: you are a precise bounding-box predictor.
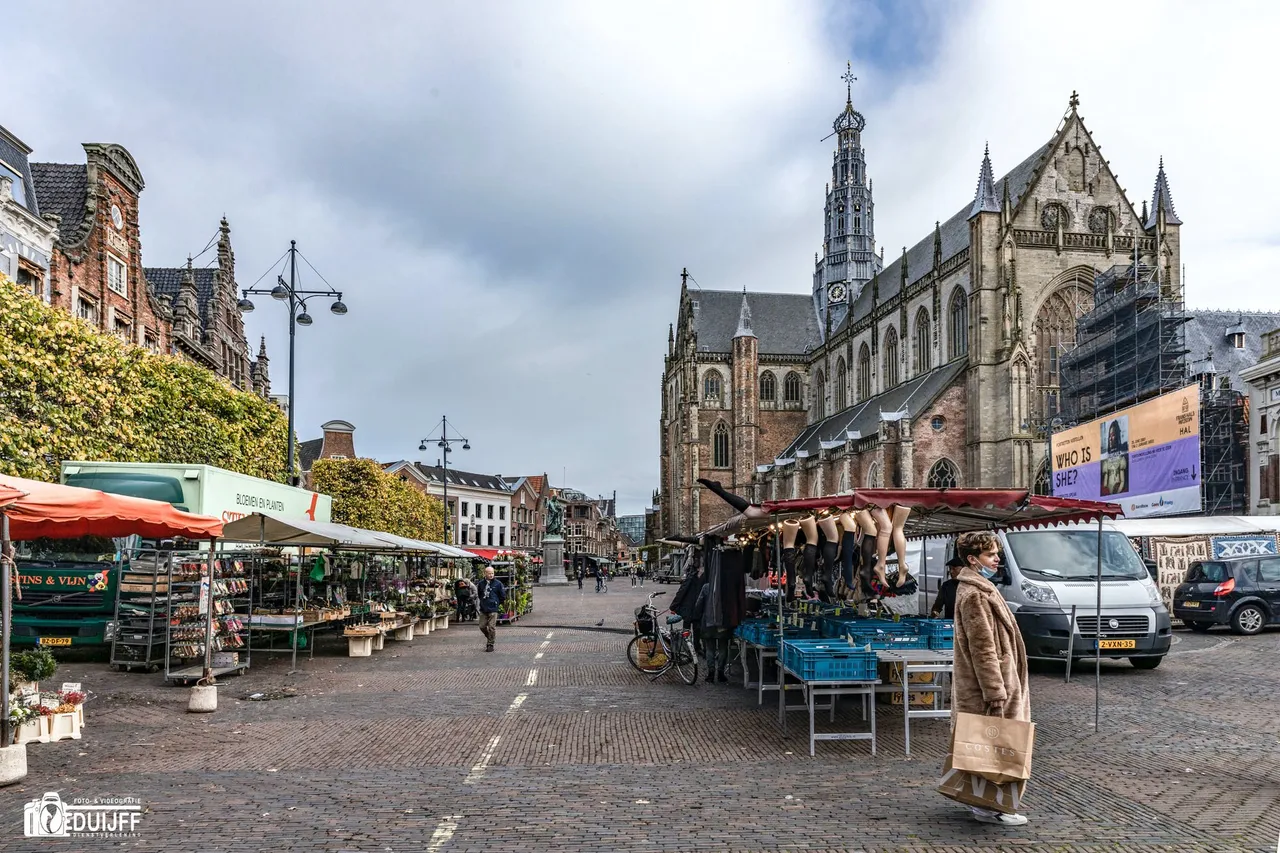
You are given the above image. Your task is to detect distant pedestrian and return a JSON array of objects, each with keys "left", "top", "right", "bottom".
[
  {"left": 595, "top": 567, "right": 604, "bottom": 593},
  {"left": 576, "top": 567, "right": 584, "bottom": 590},
  {"left": 630, "top": 566, "right": 639, "bottom": 588},
  {"left": 476, "top": 566, "right": 506, "bottom": 653}
]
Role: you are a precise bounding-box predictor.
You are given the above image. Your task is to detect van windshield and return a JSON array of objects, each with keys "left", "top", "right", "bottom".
[{"left": 1004, "top": 530, "right": 1148, "bottom": 581}]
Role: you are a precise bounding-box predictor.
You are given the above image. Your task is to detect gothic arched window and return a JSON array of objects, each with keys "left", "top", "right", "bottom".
[
  {"left": 713, "top": 422, "right": 730, "bottom": 468},
  {"left": 948, "top": 287, "right": 969, "bottom": 359},
  {"left": 866, "top": 462, "right": 882, "bottom": 488},
  {"left": 814, "top": 369, "right": 827, "bottom": 419},
  {"left": 1034, "top": 278, "right": 1093, "bottom": 419},
  {"left": 926, "top": 458, "right": 960, "bottom": 489},
  {"left": 883, "top": 326, "right": 900, "bottom": 389},
  {"left": 703, "top": 370, "right": 723, "bottom": 404},
  {"left": 759, "top": 371, "right": 776, "bottom": 402},
  {"left": 857, "top": 343, "right": 871, "bottom": 401},
  {"left": 1034, "top": 459, "right": 1051, "bottom": 496},
  {"left": 913, "top": 308, "right": 932, "bottom": 375},
  {"left": 835, "top": 357, "right": 847, "bottom": 411},
  {"left": 784, "top": 371, "right": 803, "bottom": 404}
]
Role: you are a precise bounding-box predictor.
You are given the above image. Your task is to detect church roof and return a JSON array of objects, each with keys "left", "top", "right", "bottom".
[
  {"left": 1145, "top": 158, "right": 1181, "bottom": 229},
  {"left": 693, "top": 289, "right": 819, "bottom": 355},
  {"left": 775, "top": 358, "right": 966, "bottom": 460},
  {"left": 1185, "top": 310, "right": 1280, "bottom": 391},
  {"left": 845, "top": 141, "right": 1053, "bottom": 329},
  {"left": 146, "top": 265, "right": 219, "bottom": 318}
]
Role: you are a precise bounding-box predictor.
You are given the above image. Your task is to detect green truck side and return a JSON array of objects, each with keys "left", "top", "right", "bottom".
[{"left": 10, "top": 462, "right": 332, "bottom": 647}]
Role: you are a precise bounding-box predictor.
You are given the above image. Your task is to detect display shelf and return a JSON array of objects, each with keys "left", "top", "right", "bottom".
[
  {"left": 109, "top": 550, "right": 170, "bottom": 672},
  {"left": 163, "top": 553, "right": 252, "bottom": 683}
]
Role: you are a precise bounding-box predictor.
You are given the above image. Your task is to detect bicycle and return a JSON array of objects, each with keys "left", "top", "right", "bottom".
[{"left": 626, "top": 591, "right": 698, "bottom": 685}]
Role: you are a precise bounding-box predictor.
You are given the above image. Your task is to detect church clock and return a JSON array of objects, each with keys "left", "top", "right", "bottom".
[{"left": 827, "top": 282, "right": 848, "bottom": 303}]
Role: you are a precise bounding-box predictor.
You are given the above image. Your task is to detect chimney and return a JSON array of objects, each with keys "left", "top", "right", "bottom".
[{"left": 320, "top": 420, "right": 356, "bottom": 459}]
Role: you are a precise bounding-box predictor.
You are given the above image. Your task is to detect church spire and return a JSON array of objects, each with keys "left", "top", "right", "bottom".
[
  {"left": 969, "top": 143, "right": 999, "bottom": 218},
  {"left": 1145, "top": 157, "right": 1182, "bottom": 229},
  {"left": 734, "top": 290, "right": 754, "bottom": 339}
]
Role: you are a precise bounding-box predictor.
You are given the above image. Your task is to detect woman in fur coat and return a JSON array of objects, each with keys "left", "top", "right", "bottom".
[{"left": 950, "top": 530, "right": 1031, "bottom": 826}]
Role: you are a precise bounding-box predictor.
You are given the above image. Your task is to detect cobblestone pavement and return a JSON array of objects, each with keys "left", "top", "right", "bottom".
[{"left": 3, "top": 581, "right": 1278, "bottom": 852}]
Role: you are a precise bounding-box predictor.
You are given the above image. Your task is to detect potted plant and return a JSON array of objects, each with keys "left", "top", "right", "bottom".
[
  {"left": 8, "top": 649, "right": 57, "bottom": 695},
  {"left": 7, "top": 705, "right": 44, "bottom": 746}
]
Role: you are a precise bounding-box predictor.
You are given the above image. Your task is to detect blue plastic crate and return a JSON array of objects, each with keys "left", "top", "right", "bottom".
[
  {"left": 845, "top": 630, "right": 929, "bottom": 651},
  {"left": 928, "top": 635, "right": 954, "bottom": 650},
  {"left": 780, "top": 640, "right": 878, "bottom": 681},
  {"left": 912, "top": 618, "right": 955, "bottom": 637}
]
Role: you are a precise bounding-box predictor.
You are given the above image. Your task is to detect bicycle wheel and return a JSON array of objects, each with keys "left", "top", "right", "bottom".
[
  {"left": 673, "top": 634, "right": 699, "bottom": 685},
  {"left": 627, "top": 634, "right": 667, "bottom": 673}
]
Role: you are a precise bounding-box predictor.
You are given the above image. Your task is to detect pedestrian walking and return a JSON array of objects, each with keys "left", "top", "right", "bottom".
[
  {"left": 930, "top": 556, "right": 965, "bottom": 619},
  {"left": 576, "top": 566, "right": 584, "bottom": 590},
  {"left": 630, "top": 565, "right": 639, "bottom": 588},
  {"left": 476, "top": 566, "right": 506, "bottom": 653},
  {"left": 947, "top": 530, "right": 1031, "bottom": 826},
  {"left": 595, "top": 566, "right": 604, "bottom": 593}
]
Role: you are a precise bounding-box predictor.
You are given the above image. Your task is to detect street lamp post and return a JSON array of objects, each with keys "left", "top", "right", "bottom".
[
  {"left": 419, "top": 417, "right": 470, "bottom": 544},
  {"left": 238, "top": 240, "right": 347, "bottom": 486}
]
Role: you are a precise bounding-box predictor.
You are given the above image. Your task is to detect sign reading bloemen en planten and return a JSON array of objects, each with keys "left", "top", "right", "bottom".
[{"left": 0, "top": 275, "right": 288, "bottom": 482}]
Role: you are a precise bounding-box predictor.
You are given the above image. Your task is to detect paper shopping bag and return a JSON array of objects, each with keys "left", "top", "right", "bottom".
[
  {"left": 948, "top": 711, "right": 1036, "bottom": 784},
  {"left": 936, "top": 753, "right": 1028, "bottom": 814}
]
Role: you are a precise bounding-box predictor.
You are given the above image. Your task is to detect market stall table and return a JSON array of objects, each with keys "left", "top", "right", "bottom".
[
  {"left": 875, "top": 648, "right": 954, "bottom": 756},
  {"left": 738, "top": 638, "right": 785, "bottom": 705},
  {"left": 777, "top": 660, "right": 878, "bottom": 757}
]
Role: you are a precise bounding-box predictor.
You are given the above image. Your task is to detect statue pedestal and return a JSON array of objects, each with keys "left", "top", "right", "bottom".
[{"left": 541, "top": 536, "right": 566, "bottom": 584}]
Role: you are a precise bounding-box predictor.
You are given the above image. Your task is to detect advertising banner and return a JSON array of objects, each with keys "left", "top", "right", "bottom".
[{"left": 1051, "top": 384, "right": 1201, "bottom": 518}]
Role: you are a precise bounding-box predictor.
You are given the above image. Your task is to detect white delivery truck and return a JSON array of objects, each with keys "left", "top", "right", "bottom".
[
  {"left": 918, "top": 522, "right": 1171, "bottom": 669},
  {"left": 60, "top": 461, "right": 332, "bottom": 525}
]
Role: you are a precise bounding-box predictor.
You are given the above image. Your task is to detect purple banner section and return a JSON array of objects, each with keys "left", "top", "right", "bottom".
[{"left": 1053, "top": 435, "right": 1200, "bottom": 502}]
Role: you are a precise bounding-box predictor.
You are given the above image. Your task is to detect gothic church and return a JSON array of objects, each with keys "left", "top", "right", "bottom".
[{"left": 660, "top": 86, "right": 1182, "bottom": 536}]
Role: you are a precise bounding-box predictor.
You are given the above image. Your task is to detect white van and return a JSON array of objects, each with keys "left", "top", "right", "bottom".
[{"left": 917, "top": 523, "right": 1171, "bottom": 669}]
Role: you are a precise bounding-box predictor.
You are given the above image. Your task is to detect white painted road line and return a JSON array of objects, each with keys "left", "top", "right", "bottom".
[
  {"left": 540, "top": 640, "right": 551, "bottom": 648},
  {"left": 506, "top": 693, "right": 528, "bottom": 714},
  {"left": 427, "top": 815, "right": 463, "bottom": 851},
  {"left": 535, "top": 652, "right": 544, "bottom": 659},
  {"left": 545, "top": 631, "right": 555, "bottom": 639},
  {"left": 526, "top": 668, "right": 538, "bottom": 686},
  {"left": 464, "top": 735, "right": 501, "bottom": 785}
]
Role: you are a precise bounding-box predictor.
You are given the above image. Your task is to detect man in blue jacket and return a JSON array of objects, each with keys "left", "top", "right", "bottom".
[{"left": 477, "top": 566, "right": 506, "bottom": 653}]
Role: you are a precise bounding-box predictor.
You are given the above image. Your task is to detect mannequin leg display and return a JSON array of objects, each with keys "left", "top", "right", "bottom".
[
  {"left": 840, "top": 531, "right": 858, "bottom": 592},
  {"left": 870, "top": 507, "right": 892, "bottom": 587},
  {"left": 818, "top": 517, "right": 840, "bottom": 601},
  {"left": 799, "top": 517, "right": 819, "bottom": 600},
  {"left": 890, "top": 505, "right": 912, "bottom": 588},
  {"left": 696, "top": 479, "right": 768, "bottom": 519},
  {"left": 781, "top": 520, "right": 800, "bottom": 602}
]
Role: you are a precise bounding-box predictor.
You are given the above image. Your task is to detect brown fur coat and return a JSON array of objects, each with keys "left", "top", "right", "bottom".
[{"left": 952, "top": 568, "right": 1031, "bottom": 722}]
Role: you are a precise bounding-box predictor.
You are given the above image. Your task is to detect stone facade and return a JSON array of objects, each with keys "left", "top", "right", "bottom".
[
  {"left": 0, "top": 125, "right": 58, "bottom": 302},
  {"left": 33, "top": 144, "right": 172, "bottom": 353},
  {"left": 660, "top": 90, "right": 1181, "bottom": 537},
  {"left": 145, "top": 218, "right": 269, "bottom": 395}
]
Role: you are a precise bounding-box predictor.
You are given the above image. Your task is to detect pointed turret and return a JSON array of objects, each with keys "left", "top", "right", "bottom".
[
  {"left": 1145, "top": 157, "right": 1181, "bottom": 229},
  {"left": 969, "top": 143, "right": 999, "bottom": 219},
  {"left": 257, "top": 335, "right": 269, "bottom": 360},
  {"left": 734, "top": 290, "right": 754, "bottom": 338}
]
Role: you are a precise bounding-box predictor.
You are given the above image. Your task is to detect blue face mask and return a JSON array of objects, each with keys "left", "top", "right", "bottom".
[{"left": 979, "top": 567, "right": 996, "bottom": 579}]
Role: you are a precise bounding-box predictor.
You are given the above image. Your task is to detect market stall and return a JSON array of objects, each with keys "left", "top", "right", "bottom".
[
  {"left": 691, "top": 488, "right": 1123, "bottom": 752},
  {"left": 0, "top": 473, "right": 222, "bottom": 771}
]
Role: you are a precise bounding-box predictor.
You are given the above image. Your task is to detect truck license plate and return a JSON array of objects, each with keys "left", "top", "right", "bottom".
[
  {"left": 38, "top": 637, "right": 72, "bottom": 646},
  {"left": 1096, "top": 639, "right": 1136, "bottom": 650},
  {"left": 1181, "top": 601, "right": 1200, "bottom": 608}
]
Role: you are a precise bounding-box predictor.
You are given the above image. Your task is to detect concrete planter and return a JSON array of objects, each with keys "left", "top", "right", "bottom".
[
  {"left": 14, "top": 718, "right": 47, "bottom": 745},
  {"left": 187, "top": 684, "right": 217, "bottom": 714},
  {"left": 0, "top": 744, "right": 27, "bottom": 786},
  {"left": 47, "top": 712, "right": 81, "bottom": 742}
]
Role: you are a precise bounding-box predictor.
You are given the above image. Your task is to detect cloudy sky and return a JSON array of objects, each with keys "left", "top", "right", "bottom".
[{"left": 7, "top": 1, "right": 1275, "bottom": 514}]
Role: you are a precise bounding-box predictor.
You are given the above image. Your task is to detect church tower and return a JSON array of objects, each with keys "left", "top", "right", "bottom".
[
  {"left": 813, "top": 63, "right": 882, "bottom": 334},
  {"left": 731, "top": 292, "right": 759, "bottom": 496}
]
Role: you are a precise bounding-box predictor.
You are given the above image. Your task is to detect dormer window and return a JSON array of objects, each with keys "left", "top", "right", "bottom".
[{"left": 1230, "top": 332, "right": 1246, "bottom": 349}]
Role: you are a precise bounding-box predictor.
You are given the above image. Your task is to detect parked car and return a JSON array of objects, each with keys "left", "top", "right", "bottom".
[{"left": 1173, "top": 556, "right": 1280, "bottom": 635}]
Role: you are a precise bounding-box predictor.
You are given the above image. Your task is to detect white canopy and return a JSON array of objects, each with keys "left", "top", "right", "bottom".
[
  {"left": 1109, "top": 515, "right": 1280, "bottom": 538},
  {"left": 220, "top": 513, "right": 402, "bottom": 549}
]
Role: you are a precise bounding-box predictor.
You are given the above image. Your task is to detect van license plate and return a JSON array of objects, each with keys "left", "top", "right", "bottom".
[
  {"left": 1181, "top": 601, "right": 1200, "bottom": 608},
  {"left": 1096, "top": 639, "right": 1136, "bottom": 650},
  {"left": 38, "top": 637, "right": 72, "bottom": 646}
]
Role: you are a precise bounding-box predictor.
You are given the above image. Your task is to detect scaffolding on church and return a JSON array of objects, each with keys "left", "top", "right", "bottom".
[
  {"left": 1060, "top": 261, "right": 1189, "bottom": 424},
  {"left": 1200, "top": 383, "right": 1248, "bottom": 516}
]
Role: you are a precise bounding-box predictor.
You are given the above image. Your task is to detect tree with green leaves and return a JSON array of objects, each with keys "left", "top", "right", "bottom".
[{"left": 310, "top": 457, "right": 445, "bottom": 540}]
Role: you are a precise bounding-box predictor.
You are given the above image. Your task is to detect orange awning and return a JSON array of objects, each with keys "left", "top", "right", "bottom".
[{"left": 0, "top": 473, "right": 223, "bottom": 541}]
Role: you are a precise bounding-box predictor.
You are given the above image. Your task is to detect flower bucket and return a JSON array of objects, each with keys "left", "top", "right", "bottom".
[
  {"left": 14, "top": 718, "right": 46, "bottom": 745},
  {"left": 47, "top": 712, "right": 80, "bottom": 742}
]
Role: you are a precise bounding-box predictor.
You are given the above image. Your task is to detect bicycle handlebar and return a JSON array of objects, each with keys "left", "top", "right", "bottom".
[{"left": 647, "top": 591, "right": 667, "bottom": 601}]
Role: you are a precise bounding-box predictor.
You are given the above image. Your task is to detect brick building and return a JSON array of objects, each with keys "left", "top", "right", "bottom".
[
  {"left": 661, "top": 88, "right": 1183, "bottom": 536},
  {"left": 145, "top": 217, "right": 269, "bottom": 395},
  {"left": 29, "top": 139, "right": 267, "bottom": 393},
  {"left": 298, "top": 419, "right": 358, "bottom": 486},
  {"left": 1242, "top": 328, "right": 1280, "bottom": 515},
  {"left": 32, "top": 144, "right": 171, "bottom": 353}
]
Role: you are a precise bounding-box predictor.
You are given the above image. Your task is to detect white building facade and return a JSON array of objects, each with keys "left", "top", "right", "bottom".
[
  {"left": 0, "top": 125, "right": 57, "bottom": 301},
  {"left": 385, "top": 462, "right": 513, "bottom": 548},
  {"left": 1240, "top": 328, "right": 1280, "bottom": 516}
]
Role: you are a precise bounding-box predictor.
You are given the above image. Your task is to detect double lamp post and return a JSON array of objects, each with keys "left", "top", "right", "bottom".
[{"left": 420, "top": 417, "right": 470, "bottom": 546}]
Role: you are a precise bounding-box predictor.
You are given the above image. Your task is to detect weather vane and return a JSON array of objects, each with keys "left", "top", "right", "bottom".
[{"left": 842, "top": 61, "right": 857, "bottom": 102}]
